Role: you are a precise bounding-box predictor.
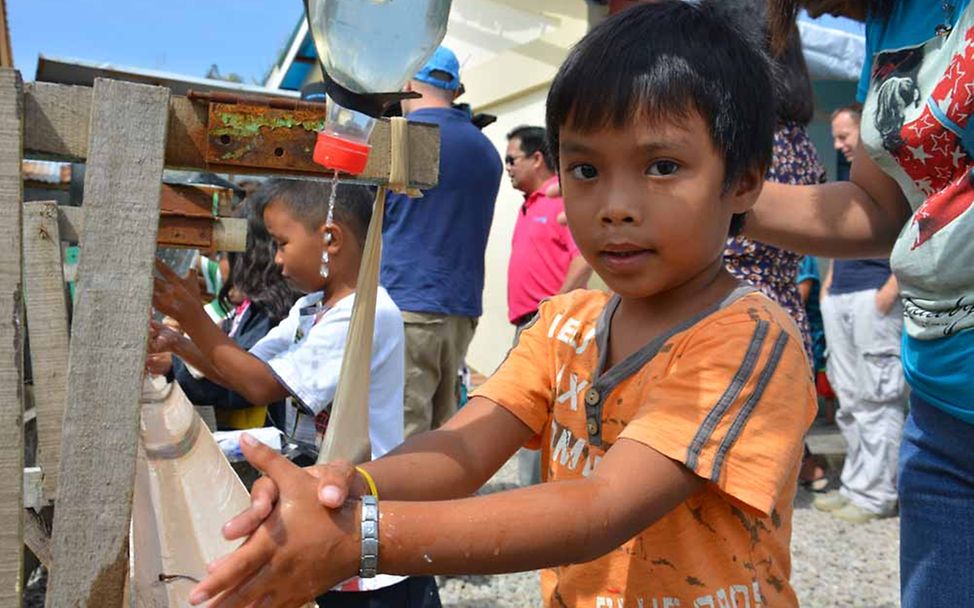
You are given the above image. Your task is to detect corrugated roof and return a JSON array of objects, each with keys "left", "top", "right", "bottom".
[{"left": 37, "top": 55, "right": 300, "bottom": 98}]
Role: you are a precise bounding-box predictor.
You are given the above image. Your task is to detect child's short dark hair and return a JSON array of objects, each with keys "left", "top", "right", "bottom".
[
  {"left": 545, "top": 0, "right": 774, "bottom": 236},
  {"left": 507, "top": 125, "right": 555, "bottom": 172},
  {"left": 257, "top": 179, "right": 373, "bottom": 244}
]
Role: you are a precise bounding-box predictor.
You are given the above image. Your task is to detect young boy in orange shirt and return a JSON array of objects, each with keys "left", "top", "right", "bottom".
[{"left": 190, "top": 3, "right": 816, "bottom": 607}]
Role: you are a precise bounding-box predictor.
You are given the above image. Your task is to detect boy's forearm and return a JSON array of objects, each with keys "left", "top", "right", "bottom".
[
  {"left": 359, "top": 399, "right": 533, "bottom": 502},
  {"left": 375, "top": 478, "right": 622, "bottom": 576},
  {"left": 171, "top": 335, "right": 226, "bottom": 384},
  {"left": 180, "top": 310, "right": 284, "bottom": 407},
  {"left": 362, "top": 436, "right": 702, "bottom": 578}
]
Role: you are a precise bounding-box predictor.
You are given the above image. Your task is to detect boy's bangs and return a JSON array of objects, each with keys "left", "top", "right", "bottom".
[
  {"left": 545, "top": 0, "right": 774, "bottom": 192},
  {"left": 557, "top": 56, "right": 711, "bottom": 141}
]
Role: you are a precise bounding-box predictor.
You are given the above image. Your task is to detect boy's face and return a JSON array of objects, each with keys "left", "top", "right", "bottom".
[
  {"left": 558, "top": 111, "right": 759, "bottom": 300},
  {"left": 263, "top": 199, "right": 326, "bottom": 294}
]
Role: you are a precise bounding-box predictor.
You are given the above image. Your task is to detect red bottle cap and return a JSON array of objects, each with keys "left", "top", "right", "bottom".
[{"left": 313, "top": 132, "right": 372, "bottom": 175}]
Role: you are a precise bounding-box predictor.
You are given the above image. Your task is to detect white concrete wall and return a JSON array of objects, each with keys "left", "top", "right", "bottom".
[
  {"left": 465, "top": 87, "right": 550, "bottom": 375},
  {"left": 436, "top": 0, "right": 602, "bottom": 375}
]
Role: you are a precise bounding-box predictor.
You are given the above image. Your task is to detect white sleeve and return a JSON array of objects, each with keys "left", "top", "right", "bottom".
[
  {"left": 261, "top": 305, "right": 351, "bottom": 415},
  {"left": 249, "top": 310, "right": 298, "bottom": 363}
]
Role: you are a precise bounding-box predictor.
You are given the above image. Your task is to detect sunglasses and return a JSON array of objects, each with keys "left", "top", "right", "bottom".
[{"left": 504, "top": 154, "right": 526, "bottom": 166}]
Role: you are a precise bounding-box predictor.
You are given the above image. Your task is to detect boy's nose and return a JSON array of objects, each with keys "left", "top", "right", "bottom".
[{"left": 599, "top": 194, "right": 641, "bottom": 225}]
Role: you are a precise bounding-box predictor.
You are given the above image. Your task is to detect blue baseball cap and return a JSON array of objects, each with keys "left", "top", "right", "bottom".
[{"left": 413, "top": 46, "right": 461, "bottom": 91}]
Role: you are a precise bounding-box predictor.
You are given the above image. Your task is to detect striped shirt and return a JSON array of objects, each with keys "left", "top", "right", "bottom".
[{"left": 473, "top": 287, "right": 815, "bottom": 608}]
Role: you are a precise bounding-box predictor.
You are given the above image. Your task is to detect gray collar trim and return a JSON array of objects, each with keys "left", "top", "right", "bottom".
[{"left": 584, "top": 283, "right": 757, "bottom": 446}]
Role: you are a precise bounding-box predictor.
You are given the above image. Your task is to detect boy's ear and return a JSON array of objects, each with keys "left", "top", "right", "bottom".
[
  {"left": 321, "top": 222, "right": 345, "bottom": 254},
  {"left": 725, "top": 167, "right": 765, "bottom": 215}
]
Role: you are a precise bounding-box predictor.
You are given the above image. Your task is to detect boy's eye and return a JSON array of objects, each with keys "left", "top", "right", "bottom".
[
  {"left": 569, "top": 164, "right": 598, "bottom": 181},
  {"left": 647, "top": 160, "right": 680, "bottom": 176}
]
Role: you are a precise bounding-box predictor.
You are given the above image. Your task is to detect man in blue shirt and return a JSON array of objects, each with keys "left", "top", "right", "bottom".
[{"left": 381, "top": 47, "right": 503, "bottom": 438}]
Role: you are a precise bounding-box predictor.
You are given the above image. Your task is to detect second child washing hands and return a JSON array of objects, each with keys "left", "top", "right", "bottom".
[{"left": 150, "top": 178, "right": 423, "bottom": 606}]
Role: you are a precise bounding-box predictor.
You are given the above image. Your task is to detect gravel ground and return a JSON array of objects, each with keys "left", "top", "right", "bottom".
[{"left": 438, "top": 460, "right": 900, "bottom": 608}]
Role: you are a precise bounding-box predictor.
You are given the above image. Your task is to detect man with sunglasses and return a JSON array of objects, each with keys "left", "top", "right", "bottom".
[
  {"left": 506, "top": 126, "right": 591, "bottom": 331},
  {"left": 505, "top": 126, "right": 591, "bottom": 486}
]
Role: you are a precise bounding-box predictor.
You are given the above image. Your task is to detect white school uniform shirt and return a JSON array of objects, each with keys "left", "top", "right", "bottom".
[
  {"left": 249, "top": 287, "right": 407, "bottom": 592},
  {"left": 249, "top": 287, "right": 405, "bottom": 460}
]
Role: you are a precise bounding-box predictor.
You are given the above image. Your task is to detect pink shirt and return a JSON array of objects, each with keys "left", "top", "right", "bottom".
[{"left": 507, "top": 176, "right": 581, "bottom": 323}]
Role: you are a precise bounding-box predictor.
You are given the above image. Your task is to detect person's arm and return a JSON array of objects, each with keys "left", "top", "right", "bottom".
[
  {"left": 874, "top": 274, "right": 900, "bottom": 315},
  {"left": 223, "top": 396, "right": 537, "bottom": 538},
  {"left": 152, "top": 261, "right": 288, "bottom": 407},
  {"left": 189, "top": 423, "right": 703, "bottom": 607},
  {"left": 148, "top": 321, "right": 225, "bottom": 383},
  {"left": 746, "top": 139, "right": 912, "bottom": 258},
  {"left": 797, "top": 279, "right": 813, "bottom": 305},
  {"left": 558, "top": 255, "right": 592, "bottom": 293}
]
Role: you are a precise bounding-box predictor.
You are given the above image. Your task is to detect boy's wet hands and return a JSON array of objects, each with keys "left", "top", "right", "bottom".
[
  {"left": 309, "top": 459, "right": 363, "bottom": 508},
  {"left": 191, "top": 435, "right": 360, "bottom": 607},
  {"left": 222, "top": 459, "right": 363, "bottom": 541},
  {"left": 152, "top": 259, "right": 203, "bottom": 323},
  {"left": 221, "top": 475, "right": 280, "bottom": 541}
]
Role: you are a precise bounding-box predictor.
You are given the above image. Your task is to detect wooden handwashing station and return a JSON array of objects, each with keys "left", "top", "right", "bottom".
[{"left": 0, "top": 69, "right": 439, "bottom": 607}]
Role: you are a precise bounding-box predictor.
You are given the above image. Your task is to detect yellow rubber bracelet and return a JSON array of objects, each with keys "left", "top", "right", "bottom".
[{"left": 355, "top": 466, "right": 379, "bottom": 500}]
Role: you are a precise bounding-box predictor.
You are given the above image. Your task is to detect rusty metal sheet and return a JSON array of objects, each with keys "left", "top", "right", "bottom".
[
  {"left": 206, "top": 102, "right": 329, "bottom": 174},
  {"left": 158, "top": 216, "right": 214, "bottom": 249},
  {"left": 160, "top": 183, "right": 234, "bottom": 218}
]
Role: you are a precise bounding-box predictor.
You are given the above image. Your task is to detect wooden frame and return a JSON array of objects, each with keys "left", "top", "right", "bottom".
[
  {"left": 0, "top": 67, "right": 24, "bottom": 608},
  {"left": 1, "top": 69, "right": 440, "bottom": 607}
]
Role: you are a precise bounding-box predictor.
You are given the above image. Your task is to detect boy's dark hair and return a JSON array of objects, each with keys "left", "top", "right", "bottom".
[
  {"left": 219, "top": 187, "right": 302, "bottom": 323},
  {"left": 507, "top": 125, "right": 555, "bottom": 172},
  {"left": 545, "top": 0, "right": 774, "bottom": 236},
  {"left": 257, "top": 178, "right": 374, "bottom": 245}
]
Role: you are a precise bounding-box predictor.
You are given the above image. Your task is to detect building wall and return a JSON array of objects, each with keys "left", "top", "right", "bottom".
[
  {"left": 465, "top": 87, "right": 549, "bottom": 375},
  {"left": 444, "top": 1, "right": 603, "bottom": 374},
  {"left": 440, "top": 1, "right": 605, "bottom": 375}
]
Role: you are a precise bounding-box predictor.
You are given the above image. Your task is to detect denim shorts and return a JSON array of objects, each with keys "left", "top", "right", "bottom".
[{"left": 899, "top": 394, "right": 974, "bottom": 606}]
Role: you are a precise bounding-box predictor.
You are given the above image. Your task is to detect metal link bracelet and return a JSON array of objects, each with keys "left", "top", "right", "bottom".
[{"left": 359, "top": 495, "right": 379, "bottom": 578}]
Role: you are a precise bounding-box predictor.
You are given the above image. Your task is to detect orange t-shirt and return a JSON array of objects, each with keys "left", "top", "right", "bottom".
[{"left": 473, "top": 287, "right": 816, "bottom": 608}]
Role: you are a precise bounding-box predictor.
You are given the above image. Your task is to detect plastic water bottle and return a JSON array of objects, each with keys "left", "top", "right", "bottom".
[{"left": 306, "top": 0, "right": 452, "bottom": 174}]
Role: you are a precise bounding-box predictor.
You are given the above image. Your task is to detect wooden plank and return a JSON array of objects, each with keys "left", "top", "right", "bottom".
[
  {"left": 24, "top": 509, "right": 52, "bottom": 570},
  {"left": 58, "top": 205, "right": 247, "bottom": 252},
  {"left": 46, "top": 78, "right": 170, "bottom": 608},
  {"left": 23, "top": 201, "right": 71, "bottom": 502},
  {"left": 24, "top": 82, "right": 441, "bottom": 188},
  {"left": 0, "top": 67, "right": 24, "bottom": 608},
  {"left": 23, "top": 82, "right": 91, "bottom": 161}
]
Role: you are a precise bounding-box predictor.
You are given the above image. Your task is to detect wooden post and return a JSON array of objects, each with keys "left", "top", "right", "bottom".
[
  {"left": 0, "top": 67, "right": 24, "bottom": 608},
  {"left": 46, "top": 79, "right": 169, "bottom": 608},
  {"left": 23, "top": 201, "right": 71, "bottom": 503}
]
